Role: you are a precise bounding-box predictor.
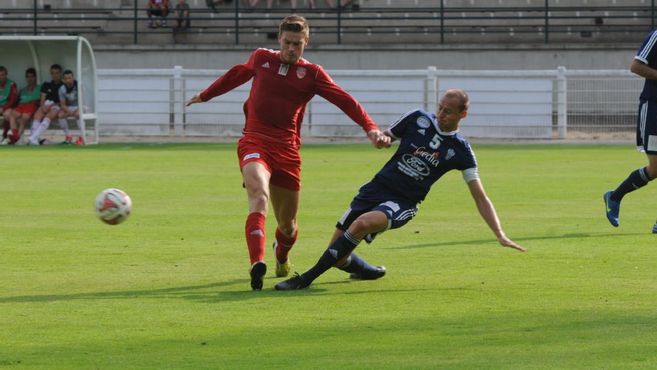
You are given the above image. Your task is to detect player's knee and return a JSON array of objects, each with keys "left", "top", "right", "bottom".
[
  {"left": 646, "top": 165, "right": 657, "bottom": 180},
  {"left": 349, "top": 217, "right": 375, "bottom": 238}
]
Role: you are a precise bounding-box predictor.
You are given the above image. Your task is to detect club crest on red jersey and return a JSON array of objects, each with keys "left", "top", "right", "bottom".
[{"left": 296, "top": 67, "right": 307, "bottom": 79}]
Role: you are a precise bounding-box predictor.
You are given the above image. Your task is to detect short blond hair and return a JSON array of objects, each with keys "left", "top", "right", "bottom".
[
  {"left": 278, "top": 15, "right": 310, "bottom": 39},
  {"left": 443, "top": 89, "right": 469, "bottom": 112}
]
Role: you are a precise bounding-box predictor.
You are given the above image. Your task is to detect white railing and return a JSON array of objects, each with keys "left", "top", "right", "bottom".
[{"left": 97, "top": 66, "right": 643, "bottom": 140}]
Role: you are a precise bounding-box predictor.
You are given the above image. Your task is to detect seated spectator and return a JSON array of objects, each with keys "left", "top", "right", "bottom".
[
  {"left": 174, "top": 0, "right": 190, "bottom": 30},
  {"left": 147, "top": 0, "right": 169, "bottom": 28},
  {"left": 28, "top": 64, "right": 63, "bottom": 146},
  {"left": 248, "top": 0, "right": 274, "bottom": 10},
  {"left": 0, "top": 66, "right": 18, "bottom": 145},
  {"left": 206, "top": 0, "right": 231, "bottom": 13},
  {"left": 57, "top": 70, "right": 84, "bottom": 145},
  {"left": 326, "top": 0, "right": 354, "bottom": 9},
  {"left": 6, "top": 68, "right": 40, "bottom": 145}
]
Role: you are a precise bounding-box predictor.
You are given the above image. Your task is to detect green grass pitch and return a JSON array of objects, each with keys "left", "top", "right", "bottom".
[{"left": 1, "top": 143, "right": 656, "bottom": 369}]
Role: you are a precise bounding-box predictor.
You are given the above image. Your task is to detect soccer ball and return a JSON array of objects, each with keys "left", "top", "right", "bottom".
[{"left": 95, "top": 188, "right": 132, "bottom": 225}]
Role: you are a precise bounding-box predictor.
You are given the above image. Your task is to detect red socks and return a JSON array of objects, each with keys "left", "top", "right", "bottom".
[
  {"left": 245, "top": 212, "right": 266, "bottom": 265},
  {"left": 9, "top": 129, "right": 19, "bottom": 143},
  {"left": 275, "top": 227, "right": 297, "bottom": 263},
  {"left": 245, "top": 212, "right": 298, "bottom": 265}
]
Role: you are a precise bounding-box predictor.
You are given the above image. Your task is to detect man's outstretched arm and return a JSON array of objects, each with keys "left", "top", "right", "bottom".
[{"left": 467, "top": 178, "right": 526, "bottom": 252}]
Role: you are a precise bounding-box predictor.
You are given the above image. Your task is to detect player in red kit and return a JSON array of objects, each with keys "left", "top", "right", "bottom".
[{"left": 187, "top": 15, "right": 390, "bottom": 290}]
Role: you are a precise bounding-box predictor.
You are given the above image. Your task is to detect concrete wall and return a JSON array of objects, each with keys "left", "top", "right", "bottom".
[{"left": 94, "top": 44, "right": 637, "bottom": 70}]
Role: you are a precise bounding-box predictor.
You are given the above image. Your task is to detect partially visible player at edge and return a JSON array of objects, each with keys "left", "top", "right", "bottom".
[
  {"left": 604, "top": 29, "right": 657, "bottom": 232},
  {"left": 186, "top": 15, "right": 390, "bottom": 290},
  {"left": 276, "top": 89, "right": 525, "bottom": 291}
]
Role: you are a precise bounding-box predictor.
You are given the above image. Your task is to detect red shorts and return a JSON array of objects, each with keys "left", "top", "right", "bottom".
[
  {"left": 14, "top": 103, "right": 37, "bottom": 116},
  {"left": 237, "top": 136, "right": 302, "bottom": 191}
]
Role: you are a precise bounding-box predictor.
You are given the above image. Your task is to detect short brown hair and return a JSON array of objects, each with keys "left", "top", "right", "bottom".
[
  {"left": 444, "top": 89, "right": 469, "bottom": 112},
  {"left": 279, "top": 15, "right": 309, "bottom": 39}
]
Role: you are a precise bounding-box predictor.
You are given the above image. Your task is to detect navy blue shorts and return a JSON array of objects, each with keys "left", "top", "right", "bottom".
[
  {"left": 336, "top": 181, "right": 419, "bottom": 243},
  {"left": 636, "top": 99, "right": 657, "bottom": 155}
]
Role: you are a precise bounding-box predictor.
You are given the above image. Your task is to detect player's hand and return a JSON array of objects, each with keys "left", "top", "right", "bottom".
[
  {"left": 367, "top": 129, "right": 391, "bottom": 149},
  {"left": 498, "top": 235, "right": 526, "bottom": 252},
  {"left": 186, "top": 93, "right": 203, "bottom": 107}
]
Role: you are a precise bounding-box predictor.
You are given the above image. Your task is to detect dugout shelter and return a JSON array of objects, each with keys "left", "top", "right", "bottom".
[{"left": 0, "top": 36, "right": 98, "bottom": 144}]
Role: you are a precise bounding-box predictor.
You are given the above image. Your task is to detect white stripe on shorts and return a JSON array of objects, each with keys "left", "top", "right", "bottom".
[{"left": 640, "top": 101, "right": 648, "bottom": 145}]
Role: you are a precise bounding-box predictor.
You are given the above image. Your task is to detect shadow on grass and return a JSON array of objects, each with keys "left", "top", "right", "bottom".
[
  {"left": 0, "top": 274, "right": 440, "bottom": 304},
  {"left": 391, "top": 232, "right": 646, "bottom": 250},
  {"left": 0, "top": 279, "right": 247, "bottom": 304}
]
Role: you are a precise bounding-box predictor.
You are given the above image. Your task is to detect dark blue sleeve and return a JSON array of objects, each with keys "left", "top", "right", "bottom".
[
  {"left": 636, "top": 30, "right": 657, "bottom": 64},
  {"left": 387, "top": 109, "right": 419, "bottom": 139},
  {"left": 458, "top": 142, "right": 478, "bottom": 171}
]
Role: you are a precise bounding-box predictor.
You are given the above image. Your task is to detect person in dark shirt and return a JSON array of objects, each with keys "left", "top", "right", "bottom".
[
  {"left": 174, "top": 0, "right": 190, "bottom": 30},
  {"left": 276, "top": 89, "right": 525, "bottom": 291},
  {"left": 604, "top": 29, "right": 657, "bottom": 232},
  {"left": 28, "top": 64, "right": 63, "bottom": 145}
]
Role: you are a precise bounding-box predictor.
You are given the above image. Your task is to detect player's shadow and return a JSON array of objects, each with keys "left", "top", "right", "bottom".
[
  {"left": 0, "top": 277, "right": 347, "bottom": 305},
  {"left": 0, "top": 279, "right": 247, "bottom": 304},
  {"left": 392, "top": 232, "right": 645, "bottom": 250}
]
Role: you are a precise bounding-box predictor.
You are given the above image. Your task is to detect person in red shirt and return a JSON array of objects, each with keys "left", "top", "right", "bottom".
[
  {"left": 0, "top": 66, "right": 19, "bottom": 145},
  {"left": 147, "top": 0, "right": 169, "bottom": 28},
  {"left": 187, "top": 15, "right": 390, "bottom": 290}
]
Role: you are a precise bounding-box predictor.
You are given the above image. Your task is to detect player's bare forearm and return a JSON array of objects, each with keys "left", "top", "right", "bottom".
[
  {"left": 468, "top": 180, "right": 525, "bottom": 252},
  {"left": 475, "top": 197, "right": 526, "bottom": 252},
  {"left": 631, "top": 59, "right": 657, "bottom": 80}
]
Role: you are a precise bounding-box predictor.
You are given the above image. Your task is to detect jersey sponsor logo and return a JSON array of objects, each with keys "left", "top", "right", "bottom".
[
  {"left": 398, "top": 153, "right": 431, "bottom": 180},
  {"left": 278, "top": 64, "right": 289, "bottom": 76},
  {"left": 243, "top": 153, "right": 261, "bottom": 161},
  {"left": 296, "top": 67, "right": 306, "bottom": 79},
  {"left": 416, "top": 116, "right": 431, "bottom": 129},
  {"left": 261, "top": 62, "right": 270, "bottom": 68},
  {"left": 413, "top": 147, "right": 440, "bottom": 167}
]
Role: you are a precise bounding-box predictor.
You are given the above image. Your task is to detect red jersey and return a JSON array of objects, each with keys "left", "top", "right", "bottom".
[{"left": 200, "top": 48, "right": 378, "bottom": 146}]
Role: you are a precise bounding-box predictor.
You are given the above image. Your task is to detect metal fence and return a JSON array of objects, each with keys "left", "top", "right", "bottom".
[
  {"left": 0, "top": 0, "right": 654, "bottom": 45},
  {"left": 96, "top": 66, "right": 643, "bottom": 140}
]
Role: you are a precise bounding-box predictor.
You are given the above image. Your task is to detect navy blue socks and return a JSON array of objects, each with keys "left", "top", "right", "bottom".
[
  {"left": 611, "top": 167, "right": 653, "bottom": 201},
  {"left": 338, "top": 253, "right": 375, "bottom": 274},
  {"left": 301, "top": 231, "right": 361, "bottom": 284}
]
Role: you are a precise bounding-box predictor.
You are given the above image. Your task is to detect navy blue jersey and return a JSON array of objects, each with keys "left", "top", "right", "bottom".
[
  {"left": 371, "top": 109, "right": 478, "bottom": 203},
  {"left": 636, "top": 30, "right": 657, "bottom": 101},
  {"left": 41, "top": 80, "right": 63, "bottom": 103}
]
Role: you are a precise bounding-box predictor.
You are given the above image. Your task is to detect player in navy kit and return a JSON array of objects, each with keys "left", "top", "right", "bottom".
[
  {"left": 275, "top": 89, "right": 525, "bottom": 291},
  {"left": 604, "top": 29, "right": 657, "bottom": 232}
]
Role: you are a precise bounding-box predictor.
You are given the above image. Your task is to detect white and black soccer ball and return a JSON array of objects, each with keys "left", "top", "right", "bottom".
[{"left": 95, "top": 188, "right": 132, "bottom": 225}]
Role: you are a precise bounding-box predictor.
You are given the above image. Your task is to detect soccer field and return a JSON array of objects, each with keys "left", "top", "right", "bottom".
[{"left": 1, "top": 143, "right": 656, "bottom": 369}]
